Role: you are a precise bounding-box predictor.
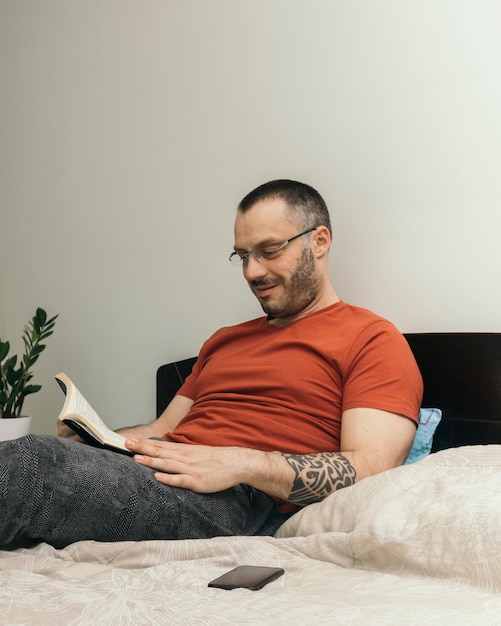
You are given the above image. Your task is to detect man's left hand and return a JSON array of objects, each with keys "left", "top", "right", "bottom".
[{"left": 125, "top": 437, "right": 259, "bottom": 494}]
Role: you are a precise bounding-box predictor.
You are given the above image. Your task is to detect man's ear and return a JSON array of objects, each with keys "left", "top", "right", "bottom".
[{"left": 311, "top": 225, "right": 331, "bottom": 257}]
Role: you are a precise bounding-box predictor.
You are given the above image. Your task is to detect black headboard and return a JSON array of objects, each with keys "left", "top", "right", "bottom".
[
  {"left": 157, "top": 333, "right": 501, "bottom": 451},
  {"left": 404, "top": 333, "right": 501, "bottom": 450},
  {"left": 156, "top": 357, "right": 197, "bottom": 418}
]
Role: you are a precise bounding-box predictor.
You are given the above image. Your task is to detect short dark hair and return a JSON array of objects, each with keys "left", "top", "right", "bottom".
[{"left": 238, "top": 179, "right": 332, "bottom": 236}]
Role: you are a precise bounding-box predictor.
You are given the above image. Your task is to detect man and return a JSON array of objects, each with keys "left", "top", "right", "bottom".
[{"left": 1, "top": 180, "right": 422, "bottom": 549}]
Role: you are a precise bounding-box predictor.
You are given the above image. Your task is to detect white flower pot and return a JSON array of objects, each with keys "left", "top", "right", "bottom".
[{"left": 0, "top": 416, "right": 32, "bottom": 441}]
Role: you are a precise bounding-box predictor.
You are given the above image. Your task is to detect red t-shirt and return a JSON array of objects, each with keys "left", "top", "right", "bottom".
[{"left": 165, "top": 302, "right": 423, "bottom": 454}]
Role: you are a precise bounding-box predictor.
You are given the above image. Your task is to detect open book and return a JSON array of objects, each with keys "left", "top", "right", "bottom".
[{"left": 55, "top": 372, "right": 131, "bottom": 455}]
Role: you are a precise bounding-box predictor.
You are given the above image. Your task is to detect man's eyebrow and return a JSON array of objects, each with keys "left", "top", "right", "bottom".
[{"left": 233, "top": 237, "right": 283, "bottom": 252}]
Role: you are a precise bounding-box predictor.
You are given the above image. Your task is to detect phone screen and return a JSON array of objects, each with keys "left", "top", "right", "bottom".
[{"left": 208, "top": 565, "right": 284, "bottom": 591}]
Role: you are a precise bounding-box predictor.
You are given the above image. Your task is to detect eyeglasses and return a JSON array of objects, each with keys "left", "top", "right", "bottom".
[{"left": 228, "top": 227, "right": 316, "bottom": 267}]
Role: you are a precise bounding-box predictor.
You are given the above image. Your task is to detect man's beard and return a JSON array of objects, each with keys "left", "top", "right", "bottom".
[{"left": 251, "top": 245, "right": 322, "bottom": 319}]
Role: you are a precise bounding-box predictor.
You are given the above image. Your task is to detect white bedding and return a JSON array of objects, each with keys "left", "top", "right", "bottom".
[{"left": 1, "top": 445, "right": 501, "bottom": 625}]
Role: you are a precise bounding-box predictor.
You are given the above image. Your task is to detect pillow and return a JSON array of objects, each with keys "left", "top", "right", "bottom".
[{"left": 404, "top": 407, "right": 442, "bottom": 464}]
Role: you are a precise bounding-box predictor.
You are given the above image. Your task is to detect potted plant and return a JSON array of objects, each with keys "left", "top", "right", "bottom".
[{"left": 0, "top": 307, "right": 58, "bottom": 440}]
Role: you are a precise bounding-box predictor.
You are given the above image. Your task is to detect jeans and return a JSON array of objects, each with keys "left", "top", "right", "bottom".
[{"left": 0, "top": 435, "right": 290, "bottom": 549}]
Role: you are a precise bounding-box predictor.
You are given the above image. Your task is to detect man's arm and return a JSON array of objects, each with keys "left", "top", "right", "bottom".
[
  {"left": 115, "top": 395, "right": 193, "bottom": 438},
  {"left": 126, "top": 407, "right": 417, "bottom": 505},
  {"left": 277, "top": 407, "right": 416, "bottom": 505}
]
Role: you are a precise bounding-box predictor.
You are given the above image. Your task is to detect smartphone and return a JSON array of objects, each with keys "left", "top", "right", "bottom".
[{"left": 208, "top": 565, "right": 284, "bottom": 591}]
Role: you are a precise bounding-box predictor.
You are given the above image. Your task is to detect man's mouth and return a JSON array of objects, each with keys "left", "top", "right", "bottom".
[{"left": 252, "top": 281, "right": 280, "bottom": 297}]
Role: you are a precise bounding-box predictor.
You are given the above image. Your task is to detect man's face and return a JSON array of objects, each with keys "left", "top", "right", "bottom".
[{"left": 233, "top": 198, "right": 322, "bottom": 319}]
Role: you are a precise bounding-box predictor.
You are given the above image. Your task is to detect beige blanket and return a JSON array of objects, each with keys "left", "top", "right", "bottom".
[{"left": 1, "top": 446, "right": 500, "bottom": 625}]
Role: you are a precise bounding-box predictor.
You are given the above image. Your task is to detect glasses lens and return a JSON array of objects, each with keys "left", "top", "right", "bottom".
[{"left": 229, "top": 253, "right": 244, "bottom": 267}]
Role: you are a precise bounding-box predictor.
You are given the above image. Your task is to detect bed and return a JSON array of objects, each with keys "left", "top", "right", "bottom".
[{"left": 1, "top": 333, "right": 501, "bottom": 625}]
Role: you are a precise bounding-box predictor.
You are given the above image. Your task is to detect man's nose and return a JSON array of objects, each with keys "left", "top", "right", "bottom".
[{"left": 243, "top": 253, "right": 267, "bottom": 282}]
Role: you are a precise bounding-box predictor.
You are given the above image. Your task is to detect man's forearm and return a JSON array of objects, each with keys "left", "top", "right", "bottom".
[
  {"left": 246, "top": 449, "right": 357, "bottom": 507},
  {"left": 281, "top": 451, "right": 357, "bottom": 506},
  {"left": 116, "top": 423, "right": 162, "bottom": 438}
]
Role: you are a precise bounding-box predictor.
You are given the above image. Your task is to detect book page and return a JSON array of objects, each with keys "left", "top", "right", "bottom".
[{"left": 69, "top": 385, "right": 109, "bottom": 431}]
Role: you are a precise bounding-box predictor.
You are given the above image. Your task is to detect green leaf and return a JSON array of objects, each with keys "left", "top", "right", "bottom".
[
  {"left": 4, "top": 355, "right": 17, "bottom": 371},
  {"left": 25, "top": 354, "right": 40, "bottom": 368},
  {"left": 42, "top": 316, "right": 57, "bottom": 333},
  {"left": 21, "top": 384, "right": 42, "bottom": 397},
  {"left": 37, "top": 307, "right": 47, "bottom": 319},
  {"left": 0, "top": 341, "right": 9, "bottom": 362},
  {"left": 36, "top": 308, "right": 47, "bottom": 326},
  {"left": 32, "top": 344, "right": 46, "bottom": 357},
  {"left": 6, "top": 367, "right": 22, "bottom": 386}
]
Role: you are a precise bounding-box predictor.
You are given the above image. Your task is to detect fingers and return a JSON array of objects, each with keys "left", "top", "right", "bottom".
[
  {"left": 125, "top": 437, "right": 178, "bottom": 458},
  {"left": 124, "top": 438, "right": 237, "bottom": 493},
  {"left": 57, "top": 422, "right": 84, "bottom": 442},
  {"left": 126, "top": 437, "right": 190, "bottom": 476},
  {"left": 153, "top": 470, "right": 195, "bottom": 490}
]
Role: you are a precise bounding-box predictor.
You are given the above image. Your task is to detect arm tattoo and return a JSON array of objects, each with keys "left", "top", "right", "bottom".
[{"left": 282, "top": 452, "right": 357, "bottom": 507}]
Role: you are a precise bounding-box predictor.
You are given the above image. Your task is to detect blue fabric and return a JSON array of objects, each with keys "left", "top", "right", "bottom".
[{"left": 405, "top": 408, "right": 442, "bottom": 464}]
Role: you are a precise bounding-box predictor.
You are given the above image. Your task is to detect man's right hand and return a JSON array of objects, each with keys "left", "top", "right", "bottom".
[{"left": 57, "top": 421, "right": 85, "bottom": 442}]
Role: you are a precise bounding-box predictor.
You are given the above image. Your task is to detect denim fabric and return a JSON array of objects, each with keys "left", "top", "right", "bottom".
[{"left": 0, "top": 435, "right": 290, "bottom": 549}]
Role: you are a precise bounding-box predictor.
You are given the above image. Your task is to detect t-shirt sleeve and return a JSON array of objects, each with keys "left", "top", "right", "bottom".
[{"left": 341, "top": 320, "right": 423, "bottom": 423}]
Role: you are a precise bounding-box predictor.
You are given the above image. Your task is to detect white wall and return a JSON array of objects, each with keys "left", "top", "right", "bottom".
[{"left": 1, "top": 0, "right": 501, "bottom": 434}]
